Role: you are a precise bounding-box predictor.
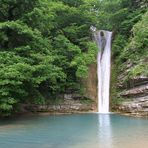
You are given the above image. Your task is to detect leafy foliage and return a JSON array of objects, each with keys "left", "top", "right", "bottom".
[
  {"left": 119, "top": 10, "right": 148, "bottom": 79},
  {"left": 0, "top": 0, "right": 97, "bottom": 115}
]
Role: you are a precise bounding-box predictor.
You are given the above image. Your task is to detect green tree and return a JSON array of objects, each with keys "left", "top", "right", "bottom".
[{"left": 0, "top": 0, "right": 98, "bottom": 115}]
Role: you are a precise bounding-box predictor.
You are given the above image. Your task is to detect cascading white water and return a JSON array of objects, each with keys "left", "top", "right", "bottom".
[{"left": 93, "top": 30, "right": 112, "bottom": 113}]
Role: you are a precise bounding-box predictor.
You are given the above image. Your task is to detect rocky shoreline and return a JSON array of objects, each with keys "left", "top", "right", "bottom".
[{"left": 19, "top": 98, "right": 97, "bottom": 115}]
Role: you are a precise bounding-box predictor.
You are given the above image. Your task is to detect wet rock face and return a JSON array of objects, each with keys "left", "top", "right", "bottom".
[{"left": 83, "top": 63, "right": 97, "bottom": 102}]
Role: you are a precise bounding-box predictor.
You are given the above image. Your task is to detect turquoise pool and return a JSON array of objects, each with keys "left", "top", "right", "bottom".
[{"left": 0, "top": 113, "right": 148, "bottom": 148}]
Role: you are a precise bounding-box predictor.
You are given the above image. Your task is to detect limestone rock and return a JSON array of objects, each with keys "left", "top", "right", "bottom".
[{"left": 121, "top": 84, "right": 148, "bottom": 97}]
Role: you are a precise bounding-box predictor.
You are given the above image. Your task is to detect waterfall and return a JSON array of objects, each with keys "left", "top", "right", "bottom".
[{"left": 91, "top": 28, "right": 112, "bottom": 113}]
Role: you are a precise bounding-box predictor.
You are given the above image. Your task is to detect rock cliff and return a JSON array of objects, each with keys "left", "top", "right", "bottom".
[{"left": 113, "top": 67, "right": 148, "bottom": 116}]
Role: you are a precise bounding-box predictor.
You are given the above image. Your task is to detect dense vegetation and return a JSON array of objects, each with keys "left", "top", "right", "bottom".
[
  {"left": 0, "top": 0, "right": 147, "bottom": 116},
  {"left": 0, "top": 0, "right": 98, "bottom": 116}
]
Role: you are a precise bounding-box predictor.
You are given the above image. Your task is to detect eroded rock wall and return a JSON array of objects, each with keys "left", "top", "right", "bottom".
[{"left": 84, "top": 63, "right": 97, "bottom": 103}]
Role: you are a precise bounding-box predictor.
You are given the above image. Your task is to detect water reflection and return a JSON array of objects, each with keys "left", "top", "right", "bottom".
[{"left": 97, "top": 114, "right": 112, "bottom": 148}]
